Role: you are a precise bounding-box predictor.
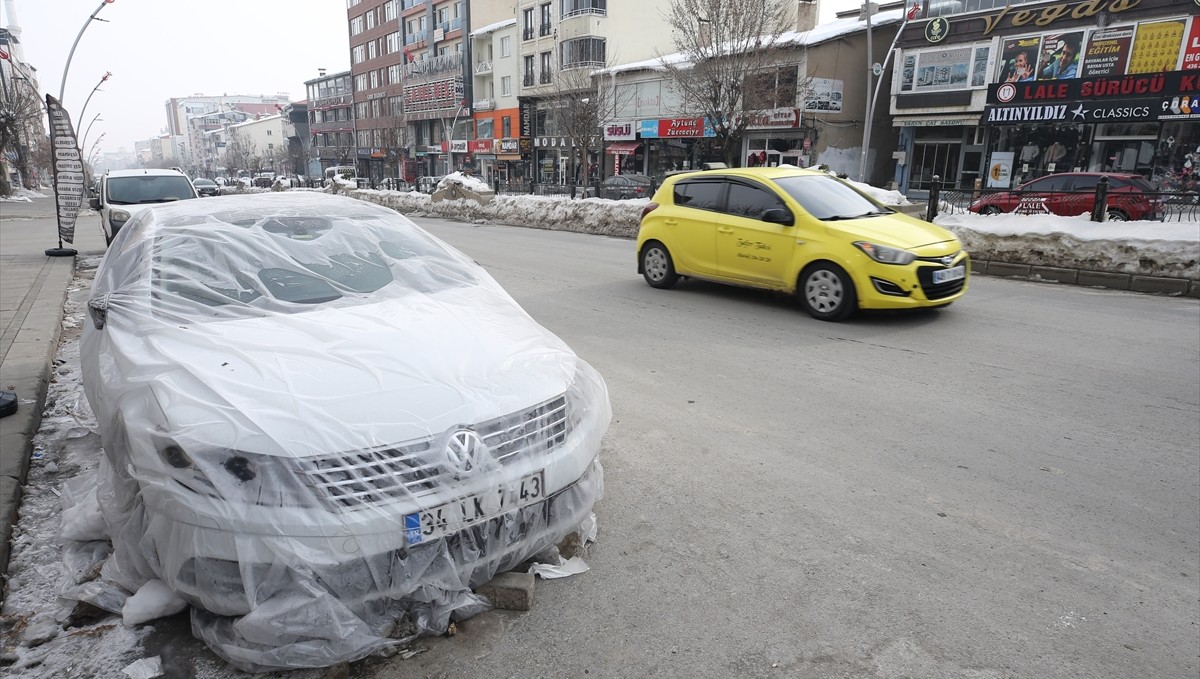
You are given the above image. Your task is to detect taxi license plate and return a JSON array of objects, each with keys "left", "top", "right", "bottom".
[
  {"left": 404, "top": 471, "right": 545, "bottom": 546},
  {"left": 933, "top": 265, "right": 965, "bottom": 284}
]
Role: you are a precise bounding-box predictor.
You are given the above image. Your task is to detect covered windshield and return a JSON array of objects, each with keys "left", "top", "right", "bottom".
[
  {"left": 107, "top": 175, "right": 196, "bottom": 205},
  {"left": 773, "top": 175, "right": 893, "bottom": 221}
]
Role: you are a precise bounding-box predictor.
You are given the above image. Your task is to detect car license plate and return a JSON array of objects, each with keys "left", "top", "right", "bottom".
[
  {"left": 404, "top": 471, "right": 545, "bottom": 546},
  {"left": 933, "top": 265, "right": 965, "bottom": 284}
]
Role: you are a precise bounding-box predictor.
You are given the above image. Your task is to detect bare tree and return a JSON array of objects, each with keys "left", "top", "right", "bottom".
[
  {"left": 544, "top": 57, "right": 632, "bottom": 198},
  {"left": 0, "top": 78, "right": 44, "bottom": 194},
  {"left": 659, "top": 0, "right": 796, "bottom": 166},
  {"left": 222, "top": 132, "right": 258, "bottom": 183}
]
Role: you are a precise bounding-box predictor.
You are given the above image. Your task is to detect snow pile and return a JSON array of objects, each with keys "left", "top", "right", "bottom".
[
  {"left": 355, "top": 188, "right": 645, "bottom": 238},
  {"left": 436, "top": 171, "right": 492, "bottom": 193},
  {"left": 937, "top": 212, "right": 1200, "bottom": 279},
  {"left": 0, "top": 187, "right": 48, "bottom": 202},
  {"left": 122, "top": 580, "right": 187, "bottom": 627}
]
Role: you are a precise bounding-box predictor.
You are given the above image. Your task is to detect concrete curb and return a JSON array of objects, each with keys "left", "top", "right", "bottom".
[{"left": 0, "top": 254, "right": 76, "bottom": 588}]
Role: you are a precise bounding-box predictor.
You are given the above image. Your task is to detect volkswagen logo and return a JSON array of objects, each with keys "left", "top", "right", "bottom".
[
  {"left": 445, "top": 429, "right": 486, "bottom": 474},
  {"left": 941, "top": 255, "right": 956, "bottom": 267}
]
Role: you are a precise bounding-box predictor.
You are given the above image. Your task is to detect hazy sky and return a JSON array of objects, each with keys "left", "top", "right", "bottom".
[{"left": 3, "top": 0, "right": 859, "bottom": 154}]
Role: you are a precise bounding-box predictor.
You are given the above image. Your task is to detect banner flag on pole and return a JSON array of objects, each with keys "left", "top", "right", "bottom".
[{"left": 45, "top": 94, "right": 84, "bottom": 245}]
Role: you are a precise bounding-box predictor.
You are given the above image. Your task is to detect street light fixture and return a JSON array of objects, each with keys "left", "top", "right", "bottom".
[
  {"left": 60, "top": 0, "right": 116, "bottom": 104},
  {"left": 77, "top": 71, "right": 112, "bottom": 131}
]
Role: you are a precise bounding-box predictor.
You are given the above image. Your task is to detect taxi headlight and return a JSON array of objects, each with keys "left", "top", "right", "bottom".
[{"left": 854, "top": 241, "right": 915, "bottom": 265}]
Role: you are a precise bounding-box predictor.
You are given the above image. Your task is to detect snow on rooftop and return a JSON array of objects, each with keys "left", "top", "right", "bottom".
[
  {"left": 469, "top": 18, "right": 516, "bottom": 37},
  {"left": 599, "top": 9, "right": 907, "bottom": 76}
]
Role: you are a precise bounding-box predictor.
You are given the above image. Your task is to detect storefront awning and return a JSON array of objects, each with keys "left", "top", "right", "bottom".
[{"left": 605, "top": 141, "right": 641, "bottom": 155}]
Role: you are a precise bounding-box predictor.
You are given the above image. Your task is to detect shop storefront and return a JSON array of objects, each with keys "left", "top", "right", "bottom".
[
  {"left": 890, "top": 0, "right": 1198, "bottom": 194},
  {"left": 603, "top": 121, "right": 640, "bottom": 176},
  {"left": 742, "top": 108, "right": 812, "bottom": 168},
  {"left": 493, "top": 138, "right": 527, "bottom": 185},
  {"left": 633, "top": 117, "right": 716, "bottom": 178},
  {"left": 533, "top": 135, "right": 573, "bottom": 184},
  {"left": 982, "top": 70, "right": 1200, "bottom": 188}
]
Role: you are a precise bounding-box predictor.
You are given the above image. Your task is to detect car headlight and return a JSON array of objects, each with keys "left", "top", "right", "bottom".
[
  {"left": 111, "top": 209, "right": 131, "bottom": 223},
  {"left": 853, "top": 241, "right": 915, "bottom": 265},
  {"left": 155, "top": 439, "right": 320, "bottom": 508}
]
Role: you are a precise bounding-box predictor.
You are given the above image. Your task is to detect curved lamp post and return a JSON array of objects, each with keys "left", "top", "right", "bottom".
[
  {"left": 77, "top": 71, "right": 111, "bottom": 130},
  {"left": 60, "top": 0, "right": 116, "bottom": 103}
]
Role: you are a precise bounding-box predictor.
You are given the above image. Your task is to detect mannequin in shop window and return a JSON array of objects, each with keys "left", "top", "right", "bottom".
[
  {"left": 1044, "top": 141, "right": 1067, "bottom": 171},
  {"left": 1019, "top": 142, "right": 1040, "bottom": 164}
]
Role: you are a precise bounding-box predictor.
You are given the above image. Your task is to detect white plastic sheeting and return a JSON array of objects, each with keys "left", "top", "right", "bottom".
[{"left": 79, "top": 193, "right": 610, "bottom": 672}]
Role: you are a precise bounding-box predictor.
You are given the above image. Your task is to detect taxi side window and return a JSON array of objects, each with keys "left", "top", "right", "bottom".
[
  {"left": 673, "top": 180, "right": 725, "bottom": 212},
  {"left": 725, "top": 181, "right": 788, "bottom": 219}
]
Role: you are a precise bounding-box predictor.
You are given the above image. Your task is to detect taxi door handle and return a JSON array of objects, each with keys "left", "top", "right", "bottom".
[
  {"left": 717, "top": 227, "right": 734, "bottom": 234},
  {"left": 664, "top": 219, "right": 678, "bottom": 225}
]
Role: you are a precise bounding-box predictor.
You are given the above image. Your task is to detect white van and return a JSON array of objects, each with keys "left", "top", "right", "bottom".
[{"left": 89, "top": 168, "right": 198, "bottom": 245}]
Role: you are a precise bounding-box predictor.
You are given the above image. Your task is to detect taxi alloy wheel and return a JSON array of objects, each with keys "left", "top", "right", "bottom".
[
  {"left": 800, "top": 262, "right": 856, "bottom": 321},
  {"left": 641, "top": 242, "right": 679, "bottom": 289}
]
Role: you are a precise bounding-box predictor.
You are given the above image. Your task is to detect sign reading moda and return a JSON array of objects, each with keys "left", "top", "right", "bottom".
[{"left": 45, "top": 95, "right": 84, "bottom": 245}]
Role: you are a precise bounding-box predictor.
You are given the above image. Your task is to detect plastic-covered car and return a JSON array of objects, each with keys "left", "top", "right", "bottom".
[{"left": 80, "top": 193, "right": 609, "bottom": 671}]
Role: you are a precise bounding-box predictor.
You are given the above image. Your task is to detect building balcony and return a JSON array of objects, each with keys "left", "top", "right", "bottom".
[
  {"left": 539, "top": 23, "right": 552, "bottom": 37},
  {"left": 523, "top": 73, "right": 534, "bottom": 86},
  {"left": 404, "top": 30, "right": 428, "bottom": 45},
  {"left": 522, "top": 27, "right": 534, "bottom": 40},
  {"left": 401, "top": 0, "right": 428, "bottom": 11},
  {"left": 474, "top": 60, "right": 493, "bottom": 75},
  {"left": 539, "top": 71, "right": 552, "bottom": 84}
]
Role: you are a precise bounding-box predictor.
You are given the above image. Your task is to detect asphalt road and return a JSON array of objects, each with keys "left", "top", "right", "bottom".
[{"left": 357, "top": 215, "right": 1200, "bottom": 679}]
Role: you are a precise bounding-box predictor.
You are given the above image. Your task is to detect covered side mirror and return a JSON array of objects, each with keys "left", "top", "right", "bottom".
[
  {"left": 761, "top": 208, "right": 794, "bottom": 226},
  {"left": 89, "top": 197, "right": 100, "bottom": 210}
]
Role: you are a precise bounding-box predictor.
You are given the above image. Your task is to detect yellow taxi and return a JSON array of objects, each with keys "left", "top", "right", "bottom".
[{"left": 636, "top": 167, "right": 969, "bottom": 321}]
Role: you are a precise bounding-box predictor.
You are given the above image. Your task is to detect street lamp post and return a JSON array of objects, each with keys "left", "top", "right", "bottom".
[
  {"left": 81, "top": 114, "right": 102, "bottom": 163},
  {"left": 77, "top": 72, "right": 111, "bottom": 132},
  {"left": 857, "top": 2, "right": 877, "bottom": 183},
  {"left": 60, "top": 1, "right": 116, "bottom": 103}
]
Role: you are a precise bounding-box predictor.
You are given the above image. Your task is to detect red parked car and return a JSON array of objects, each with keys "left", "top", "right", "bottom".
[{"left": 969, "top": 172, "right": 1162, "bottom": 221}]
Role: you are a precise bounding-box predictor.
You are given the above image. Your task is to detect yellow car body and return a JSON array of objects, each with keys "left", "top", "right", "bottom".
[{"left": 635, "top": 167, "right": 970, "bottom": 321}]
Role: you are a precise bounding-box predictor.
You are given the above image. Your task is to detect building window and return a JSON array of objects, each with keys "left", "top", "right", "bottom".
[
  {"left": 561, "top": 37, "right": 605, "bottom": 69},
  {"left": 350, "top": 15, "right": 364, "bottom": 35},
  {"left": 354, "top": 74, "right": 368, "bottom": 90},
  {"left": 539, "top": 3, "right": 552, "bottom": 36},
  {"left": 267, "top": 130, "right": 273, "bottom": 136},
  {"left": 540, "top": 51, "right": 552, "bottom": 83},
  {"left": 387, "top": 32, "right": 400, "bottom": 53},
  {"left": 478, "top": 117, "right": 494, "bottom": 139},
  {"left": 368, "top": 40, "right": 378, "bottom": 59},
  {"left": 500, "top": 35, "right": 511, "bottom": 57},
  {"left": 352, "top": 45, "right": 366, "bottom": 64},
  {"left": 370, "top": 70, "right": 378, "bottom": 88},
  {"left": 366, "top": 9, "right": 376, "bottom": 30},
  {"left": 501, "top": 75, "right": 512, "bottom": 96},
  {"left": 522, "top": 8, "right": 534, "bottom": 40},
  {"left": 502, "top": 116, "right": 511, "bottom": 137},
  {"left": 388, "top": 64, "right": 401, "bottom": 82},
  {"left": 384, "top": 0, "right": 397, "bottom": 21},
  {"left": 523, "top": 56, "right": 535, "bottom": 86}
]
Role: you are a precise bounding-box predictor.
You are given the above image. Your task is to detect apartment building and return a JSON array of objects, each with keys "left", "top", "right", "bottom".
[{"left": 305, "top": 70, "right": 356, "bottom": 173}]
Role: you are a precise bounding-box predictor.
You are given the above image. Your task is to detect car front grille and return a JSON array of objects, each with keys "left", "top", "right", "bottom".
[
  {"left": 295, "top": 395, "right": 570, "bottom": 511},
  {"left": 916, "top": 260, "right": 968, "bottom": 300}
]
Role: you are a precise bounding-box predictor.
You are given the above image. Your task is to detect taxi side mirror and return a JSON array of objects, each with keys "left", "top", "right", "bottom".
[{"left": 761, "top": 208, "right": 794, "bottom": 226}]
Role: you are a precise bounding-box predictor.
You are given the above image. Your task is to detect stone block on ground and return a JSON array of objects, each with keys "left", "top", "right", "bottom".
[{"left": 476, "top": 571, "right": 536, "bottom": 611}]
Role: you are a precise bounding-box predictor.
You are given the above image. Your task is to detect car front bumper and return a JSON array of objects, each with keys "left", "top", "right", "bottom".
[{"left": 852, "top": 253, "right": 971, "bottom": 310}]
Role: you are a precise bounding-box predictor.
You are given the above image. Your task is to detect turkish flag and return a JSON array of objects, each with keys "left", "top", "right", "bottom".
[{"left": 907, "top": 3, "right": 920, "bottom": 20}]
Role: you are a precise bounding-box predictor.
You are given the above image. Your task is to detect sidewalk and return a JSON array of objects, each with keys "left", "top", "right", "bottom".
[{"left": 0, "top": 194, "right": 106, "bottom": 584}]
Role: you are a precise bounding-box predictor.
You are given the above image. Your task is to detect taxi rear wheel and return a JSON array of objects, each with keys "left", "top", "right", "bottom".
[
  {"left": 799, "top": 262, "right": 856, "bottom": 321},
  {"left": 641, "top": 242, "right": 679, "bottom": 289}
]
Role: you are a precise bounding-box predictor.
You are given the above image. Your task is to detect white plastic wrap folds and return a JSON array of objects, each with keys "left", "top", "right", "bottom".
[{"left": 79, "top": 193, "right": 609, "bottom": 672}]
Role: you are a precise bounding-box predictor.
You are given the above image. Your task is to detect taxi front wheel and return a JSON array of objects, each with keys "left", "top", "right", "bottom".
[
  {"left": 641, "top": 242, "right": 679, "bottom": 289},
  {"left": 799, "top": 262, "right": 857, "bottom": 322}
]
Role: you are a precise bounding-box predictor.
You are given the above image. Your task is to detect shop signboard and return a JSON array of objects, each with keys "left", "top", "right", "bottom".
[
  {"left": 467, "top": 140, "right": 493, "bottom": 153},
  {"left": 604, "top": 121, "right": 635, "bottom": 141},
  {"left": 1082, "top": 27, "right": 1134, "bottom": 77},
  {"left": 449, "top": 140, "right": 468, "bottom": 153},
  {"left": 638, "top": 120, "right": 659, "bottom": 138},
  {"left": 983, "top": 97, "right": 1190, "bottom": 124},
  {"left": 496, "top": 138, "right": 520, "bottom": 155},
  {"left": 519, "top": 99, "right": 533, "bottom": 139},
  {"left": 987, "top": 70, "right": 1198, "bottom": 105},
  {"left": 1128, "top": 19, "right": 1185, "bottom": 74},
  {"left": 1035, "top": 31, "right": 1085, "bottom": 80},
  {"left": 745, "top": 108, "right": 798, "bottom": 129},
  {"left": 1182, "top": 18, "right": 1200, "bottom": 70},
  {"left": 403, "top": 77, "right": 462, "bottom": 113},
  {"left": 997, "top": 36, "right": 1042, "bottom": 83},
  {"left": 986, "top": 151, "right": 1014, "bottom": 188},
  {"left": 658, "top": 117, "right": 705, "bottom": 137},
  {"left": 803, "top": 78, "right": 844, "bottom": 110}
]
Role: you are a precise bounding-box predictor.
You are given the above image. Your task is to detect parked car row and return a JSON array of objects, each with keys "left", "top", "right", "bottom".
[{"left": 968, "top": 172, "right": 1163, "bottom": 221}]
